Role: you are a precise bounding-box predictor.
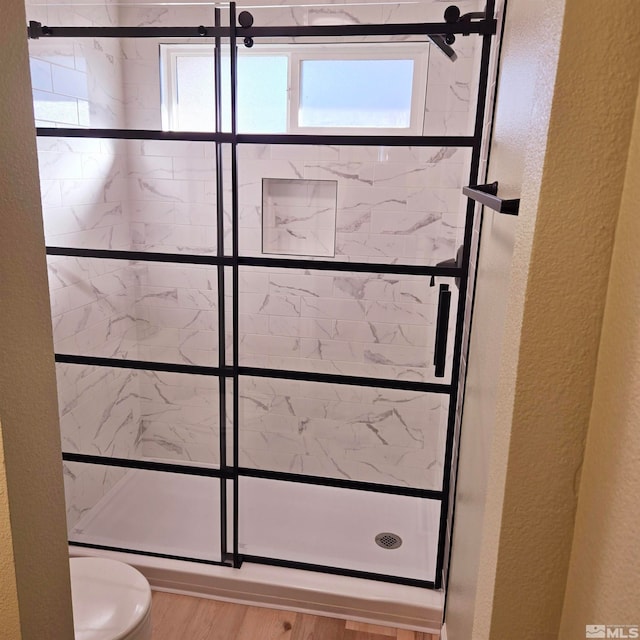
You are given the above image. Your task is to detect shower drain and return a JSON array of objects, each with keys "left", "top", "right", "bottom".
[{"left": 375, "top": 532, "right": 403, "bottom": 550}]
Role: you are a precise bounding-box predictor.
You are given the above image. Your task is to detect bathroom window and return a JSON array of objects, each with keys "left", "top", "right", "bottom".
[{"left": 160, "top": 44, "right": 428, "bottom": 135}]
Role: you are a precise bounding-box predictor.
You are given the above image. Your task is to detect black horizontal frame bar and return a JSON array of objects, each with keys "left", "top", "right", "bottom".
[
  {"left": 62, "top": 452, "right": 440, "bottom": 500},
  {"left": 240, "top": 255, "right": 463, "bottom": 278},
  {"left": 242, "top": 20, "right": 496, "bottom": 38},
  {"left": 37, "top": 127, "right": 231, "bottom": 142},
  {"left": 236, "top": 134, "right": 475, "bottom": 147},
  {"left": 36, "top": 126, "right": 475, "bottom": 148},
  {"left": 54, "top": 354, "right": 452, "bottom": 395},
  {"left": 45, "top": 246, "right": 464, "bottom": 278},
  {"left": 238, "top": 467, "right": 443, "bottom": 500},
  {"left": 462, "top": 182, "right": 520, "bottom": 215},
  {"left": 55, "top": 353, "right": 221, "bottom": 377},
  {"left": 28, "top": 20, "right": 496, "bottom": 40},
  {"left": 239, "top": 366, "right": 451, "bottom": 395},
  {"left": 63, "top": 452, "right": 224, "bottom": 477},
  {"left": 69, "top": 541, "right": 231, "bottom": 567},
  {"left": 29, "top": 24, "right": 226, "bottom": 39},
  {"left": 242, "top": 555, "right": 435, "bottom": 589},
  {"left": 47, "top": 245, "right": 219, "bottom": 264}
]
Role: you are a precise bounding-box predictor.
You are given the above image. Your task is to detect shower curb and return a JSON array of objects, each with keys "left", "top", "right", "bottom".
[{"left": 70, "top": 547, "right": 443, "bottom": 633}]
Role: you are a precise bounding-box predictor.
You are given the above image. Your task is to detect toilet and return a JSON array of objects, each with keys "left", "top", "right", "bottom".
[{"left": 70, "top": 558, "right": 152, "bottom": 640}]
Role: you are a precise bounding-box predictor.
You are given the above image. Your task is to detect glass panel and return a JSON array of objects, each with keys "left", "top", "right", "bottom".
[
  {"left": 118, "top": 4, "right": 216, "bottom": 28},
  {"left": 239, "top": 376, "right": 448, "bottom": 491},
  {"left": 236, "top": 55, "right": 288, "bottom": 133},
  {"left": 28, "top": 38, "right": 214, "bottom": 130},
  {"left": 238, "top": 267, "right": 458, "bottom": 384},
  {"left": 174, "top": 54, "right": 216, "bottom": 132},
  {"left": 238, "top": 0, "right": 485, "bottom": 30},
  {"left": 239, "top": 477, "right": 440, "bottom": 582},
  {"left": 26, "top": 7, "right": 483, "bottom": 137},
  {"left": 171, "top": 50, "right": 288, "bottom": 133},
  {"left": 25, "top": 1, "right": 216, "bottom": 28},
  {"left": 65, "top": 462, "right": 221, "bottom": 561},
  {"left": 28, "top": 37, "right": 287, "bottom": 134},
  {"left": 57, "top": 363, "right": 219, "bottom": 466},
  {"left": 238, "top": 144, "right": 471, "bottom": 266},
  {"left": 423, "top": 35, "right": 481, "bottom": 137},
  {"left": 299, "top": 59, "right": 414, "bottom": 129},
  {"left": 47, "top": 257, "right": 219, "bottom": 366},
  {"left": 37, "top": 138, "right": 218, "bottom": 254}
]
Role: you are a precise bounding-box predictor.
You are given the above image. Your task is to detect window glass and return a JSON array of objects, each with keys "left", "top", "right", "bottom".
[
  {"left": 298, "top": 59, "right": 414, "bottom": 129},
  {"left": 175, "top": 55, "right": 216, "bottom": 131},
  {"left": 236, "top": 55, "right": 288, "bottom": 133},
  {"left": 163, "top": 46, "right": 425, "bottom": 135},
  {"left": 172, "top": 53, "right": 288, "bottom": 133}
]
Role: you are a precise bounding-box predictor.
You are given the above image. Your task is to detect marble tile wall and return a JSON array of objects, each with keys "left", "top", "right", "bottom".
[
  {"left": 138, "top": 371, "right": 220, "bottom": 464},
  {"left": 131, "top": 262, "right": 220, "bottom": 366},
  {"left": 63, "top": 461, "right": 129, "bottom": 533},
  {"left": 28, "top": 0, "right": 482, "bottom": 512},
  {"left": 237, "top": 144, "right": 470, "bottom": 265},
  {"left": 27, "top": 2, "right": 144, "bottom": 528},
  {"left": 240, "top": 377, "right": 448, "bottom": 490},
  {"left": 238, "top": 267, "right": 458, "bottom": 384},
  {"left": 114, "top": 0, "right": 473, "bottom": 483},
  {"left": 56, "top": 351, "right": 141, "bottom": 532},
  {"left": 126, "top": 140, "right": 219, "bottom": 254}
]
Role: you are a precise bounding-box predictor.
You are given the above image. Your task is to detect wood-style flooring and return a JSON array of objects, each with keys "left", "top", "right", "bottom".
[{"left": 151, "top": 591, "right": 439, "bottom": 640}]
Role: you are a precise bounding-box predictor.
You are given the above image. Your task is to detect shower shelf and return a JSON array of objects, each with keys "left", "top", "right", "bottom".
[{"left": 463, "top": 181, "right": 520, "bottom": 215}]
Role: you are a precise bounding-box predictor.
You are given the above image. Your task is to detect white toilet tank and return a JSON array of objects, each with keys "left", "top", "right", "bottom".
[{"left": 70, "top": 557, "right": 152, "bottom": 640}]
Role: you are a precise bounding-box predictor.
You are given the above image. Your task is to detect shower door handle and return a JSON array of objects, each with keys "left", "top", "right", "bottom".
[{"left": 433, "top": 284, "right": 451, "bottom": 378}]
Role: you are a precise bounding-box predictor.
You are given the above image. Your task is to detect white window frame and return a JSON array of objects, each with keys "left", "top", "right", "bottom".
[{"left": 159, "top": 42, "right": 428, "bottom": 135}]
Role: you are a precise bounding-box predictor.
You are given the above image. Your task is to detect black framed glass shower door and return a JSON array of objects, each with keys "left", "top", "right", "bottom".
[{"left": 29, "top": 0, "right": 497, "bottom": 589}]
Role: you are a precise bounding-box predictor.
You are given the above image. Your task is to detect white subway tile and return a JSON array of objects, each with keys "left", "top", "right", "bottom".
[
  {"left": 52, "top": 64, "right": 89, "bottom": 100},
  {"left": 29, "top": 58, "right": 53, "bottom": 92},
  {"left": 33, "top": 90, "right": 79, "bottom": 126}
]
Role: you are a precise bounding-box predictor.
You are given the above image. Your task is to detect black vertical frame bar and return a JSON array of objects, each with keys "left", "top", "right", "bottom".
[
  {"left": 214, "top": 7, "right": 231, "bottom": 566},
  {"left": 433, "top": 285, "right": 452, "bottom": 378},
  {"left": 229, "top": 1, "right": 242, "bottom": 568},
  {"left": 433, "top": 19, "right": 495, "bottom": 588}
]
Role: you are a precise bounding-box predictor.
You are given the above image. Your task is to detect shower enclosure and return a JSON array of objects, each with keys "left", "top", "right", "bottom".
[{"left": 27, "top": 0, "right": 497, "bottom": 590}]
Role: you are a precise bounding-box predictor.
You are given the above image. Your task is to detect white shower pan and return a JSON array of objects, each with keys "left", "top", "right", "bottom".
[{"left": 69, "top": 468, "right": 443, "bottom": 632}]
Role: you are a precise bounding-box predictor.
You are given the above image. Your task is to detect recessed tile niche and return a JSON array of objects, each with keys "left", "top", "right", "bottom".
[{"left": 262, "top": 178, "right": 337, "bottom": 257}]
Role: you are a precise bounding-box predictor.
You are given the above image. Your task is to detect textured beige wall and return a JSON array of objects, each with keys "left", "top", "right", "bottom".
[
  {"left": 558, "top": 80, "right": 640, "bottom": 638},
  {"left": 0, "top": 421, "right": 22, "bottom": 640},
  {"left": 444, "top": 1, "right": 565, "bottom": 638},
  {"left": 0, "top": 0, "right": 75, "bottom": 637},
  {"left": 468, "top": 1, "right": 640, "bottom": 639}
]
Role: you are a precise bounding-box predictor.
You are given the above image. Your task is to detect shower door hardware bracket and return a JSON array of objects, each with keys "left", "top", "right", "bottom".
[
  {"left": 444, "top": 6, "right": 492, "bottom": 37},
  {"left": 27, "top": 21, "right": 49, "bottom": 38},
  {"left": 462, "top": 181, "right": 520, "bottom": 215},
  {"left": 434, "top": 245, "right": 464, "bottom": 289},
  {"left": 434, "top": 284, "right": 452, "bottom": 378}
]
